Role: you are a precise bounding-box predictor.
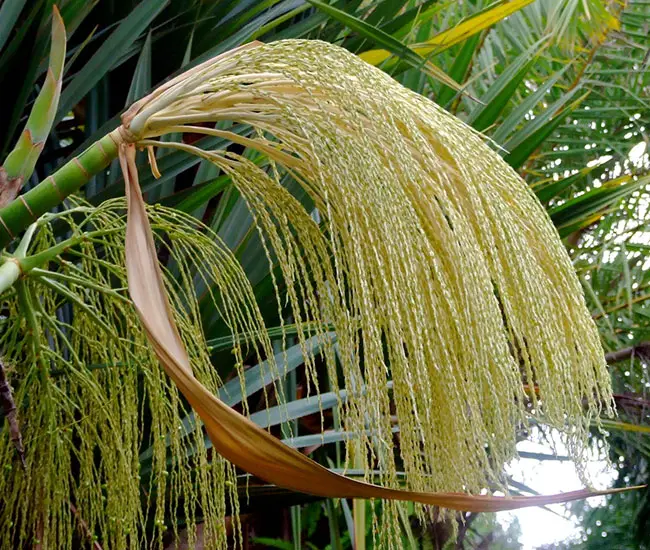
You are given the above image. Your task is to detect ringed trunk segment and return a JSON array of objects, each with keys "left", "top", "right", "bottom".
[{"left": 0, "top": 129, "right": 123, "bottom": 249}]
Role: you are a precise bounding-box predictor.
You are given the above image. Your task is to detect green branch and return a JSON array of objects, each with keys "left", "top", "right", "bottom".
[
  {"left": 0, "top": 130, "right": 121, "bottom": 250},
  {"left": 0, "top": 223, "right": 37, "bottom": 294},
  {"left": 16, "top": 280, "right": 49, "bottom": 379},
  {"left": 0, "top": 226, "right": 123, "bottom": 295}
]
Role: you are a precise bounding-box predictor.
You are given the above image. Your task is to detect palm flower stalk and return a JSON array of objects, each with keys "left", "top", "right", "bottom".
[
  {"left": 118, "top": 36, "right": 622, "bottom": 501},
  {"left": 0, "top": 38, "right": 638, "bottom": 548},
  {"left": 1, "top": 199, "right": 241, "bottom": 549}
]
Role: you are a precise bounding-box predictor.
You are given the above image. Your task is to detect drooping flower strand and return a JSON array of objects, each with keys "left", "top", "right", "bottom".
[{"left": 126, "top": 40, "right": 613, "bottom": 500}]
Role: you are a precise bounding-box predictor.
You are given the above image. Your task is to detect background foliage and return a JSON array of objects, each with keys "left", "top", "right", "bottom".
[{"left": 1, "top": 0, "right": 649, "bottom": 547}]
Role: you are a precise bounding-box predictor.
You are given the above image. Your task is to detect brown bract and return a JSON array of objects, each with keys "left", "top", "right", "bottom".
[{"left": 0, "top": 167, "right": 24, "bottom": 208}]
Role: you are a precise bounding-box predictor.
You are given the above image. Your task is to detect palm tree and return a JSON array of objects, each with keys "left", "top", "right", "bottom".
[{"left": 0, "top": 1, "right": 648, "bottom": 548}]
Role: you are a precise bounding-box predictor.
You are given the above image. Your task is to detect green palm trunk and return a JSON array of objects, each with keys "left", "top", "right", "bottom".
[{"left": 0, "top": 131, "right": 120, "bottom": 249}]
